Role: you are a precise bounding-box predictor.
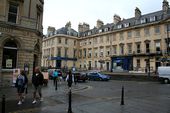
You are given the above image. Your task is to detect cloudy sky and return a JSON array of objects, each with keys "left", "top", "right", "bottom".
[{"left": 43, "top": 0, "right": 165, "bottom": 34}]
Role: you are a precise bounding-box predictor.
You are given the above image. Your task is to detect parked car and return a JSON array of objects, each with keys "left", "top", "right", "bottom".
[
  {"left": 72, "top": 71, "right": 88, "bottom": 82},
  {"left": 87, "top": 72, "right": 110, "bottom": 81}
]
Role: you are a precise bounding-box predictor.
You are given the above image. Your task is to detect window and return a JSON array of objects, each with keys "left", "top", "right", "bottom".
[
  {"left": 2, "top": 40, "right": 17, "bottom": 69},
  {"left": 141, "top": 18, "right": 146, "bottom": 24},
  {"left": 155, "top": 42, "right": 161, "bottom": 52},
  {"left": 136, "top": 43, "right": 141, "bottom": 53},
  {"left": 100, "top": 48, "right": 104, "bottom": 57},
  {"left": 105, "top": 28, "right": 109, "bottom": 32},
  {"left": 94, "top": 38, "right": 98, "bottom": 44},
  {"left": 8, "top": 3, "right": 18, "bottom": 23},
  {"left": 65, "top": 39, "right": 68, "bottom": 44},
  {"left": 167, "top": 24, "right": 170, "bottom": 32},
  {"left": 135, "top": 30, "right": 140, "bottom": 37},
  {"left": 127, "top": 31, "right": 132, "bottom": 39},
  {"left": 100, "top": 37, "right": 103, "bottom": 43},
  {"left": 146, "top": 43, "right": 150, "bottom": 53},
  {"left": 113, "top": 46, "right": 117, "bottom": 54},
  {"left": 106, "top": 36, "right": 110, "bottom": 42},
  {"left": 79, "top": 50, "right": 82, "bottom": 58},
  {"left": 74, "top": 40, "right": 76, "bottom": 46},
  {"left": 144, "top": 28, "right": 150, "bottom": 36},
  {"left": 36, "top": 12, "right": 40, "bottom": 30},
  {"left": 150, "top": 16, "right": 156, "bottom": 22},
  {"left": 124, "top": 23, "right": 130, "bottom": 27},
  {"left": 117, "top": 24, "right": 122, "bottom": 29},
  {"left": 154, "top": 26, "right": 160, "bottom": 34},
  {"left": 112, "top": 34, "right": 116, "bottom": 41},
  {"left": 99, "top": 29, "right": 102, "bottom": 33},
  {"left": 83, "top": 49, "right": 86, "bottom": 58},
  {"left": 119, "top": 33, "right": 124, "bottom": 41},
  {"left": 65, "top": 48, "right": 68, "bottom": 57},
  {"left": 57, "top": 48, "right": 61, "bottom": 57},
  {"left": 73, "top": 49, "right": 77, "bottom": 58},
  {"left": 88, "top": 31, "right": 91, "bottom": 35},
  {"left": 106, "top": 49, "right": 110, "bottom": 56},
  {"left": 95, "top": 49, "right": 98, "bottom": 57},
  {"left": 88, "top": 50, "right": 92, "bottom": 58},
  {"left": 120, "top": 45, "right": 124, "bottom": 54},
  {"left": 95, "top": 61, "right": 97, "bottom": 68},
  {"left": 58, "top": 38, "right": 61, "bottom": 44},
  {"left": 136, "top": 59, "right": 140, "bottom": 68},
  {"left": 128, "top": 44, "right": 132, "bottom": 54}
]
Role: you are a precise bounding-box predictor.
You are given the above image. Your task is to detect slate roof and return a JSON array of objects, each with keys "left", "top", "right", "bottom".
[
  {"left": 55, "top": 27, "right": 78, "bottom": 37},
  {"left": 80, "top": 9, "right": 170, "bottom": 37}
]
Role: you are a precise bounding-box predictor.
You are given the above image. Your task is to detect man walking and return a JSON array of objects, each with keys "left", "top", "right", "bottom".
[{"left": 32, "top": 67, "right": 44, "bottom": 104}]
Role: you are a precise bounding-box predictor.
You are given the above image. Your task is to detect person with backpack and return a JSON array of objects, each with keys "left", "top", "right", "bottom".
[
  {"left": 53, "top": 69, "right": 58, "bottom": 86},
  {"left": 23, "top": 72, "right": 28, "bottom": 99},
  {"left": 32, "top": 67, "right": 44, "bottom": 104},
  {"left": 15, "top": 70, "right": 26, "bottom": 105}
]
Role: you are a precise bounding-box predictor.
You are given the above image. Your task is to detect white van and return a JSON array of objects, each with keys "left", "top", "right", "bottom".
[{"left": 158, "top": 66, "right": 170, "bottom": 83}]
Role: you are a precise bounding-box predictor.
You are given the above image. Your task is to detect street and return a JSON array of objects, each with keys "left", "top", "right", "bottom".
[{"left": 1, "top": 80, "right": 170, "bottom": 113}]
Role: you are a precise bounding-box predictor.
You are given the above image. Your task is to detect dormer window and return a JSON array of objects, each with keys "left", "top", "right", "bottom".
[
  {"left": 117, "top": 24, "right": 122, "bottom": 29},
  {"left": 124, "top": 23, "right": 130, "bottom": 28},
  {"left": 104, "top": 28, "right": 109, "bottom": 32},
  {"left": 141, "top": 18, "right": 146, "bottom": 24},
  {"left": 88, "top": 31, "right": 91, "bottom": 35},
  {"left": 150, "top": 16, "right": 156, "bottom": 22},
  {"left": 99, "top": 29, "right": 102, "bottom": 33}
]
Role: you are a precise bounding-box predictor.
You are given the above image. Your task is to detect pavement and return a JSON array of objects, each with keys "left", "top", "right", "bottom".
[{"left": 0, "top": 80, "right": 90, "bottom": 113}]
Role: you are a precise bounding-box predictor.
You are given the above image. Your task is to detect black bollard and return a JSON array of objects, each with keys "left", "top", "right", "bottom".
[
  {"left": 55, "top": 80, "right": 57, "bottom": 90},
  {"left": 120, "top": 86, "right": 124, "bottom": 105},
  {"left": 2, "top": 95, "right": 5, "bottom": 113},
  {"left": 68, "top": 88, "right": 72, "bottom": 113}
]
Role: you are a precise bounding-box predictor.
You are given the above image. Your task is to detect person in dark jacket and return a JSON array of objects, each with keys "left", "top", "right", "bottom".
[
  {"left": 15, "top": 70, "right": 26, "bottom": 105},
  {"left": 32, "top": 67, "right": 44, "bottom": 104}
]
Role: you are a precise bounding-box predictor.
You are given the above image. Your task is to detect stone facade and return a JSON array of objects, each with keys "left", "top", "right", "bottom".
[
  {"left": 42, "top": 0, "right": 170, "bottom": 73},
  {"left": 0, "top": 0, "right": 44, "bottom": 83}
]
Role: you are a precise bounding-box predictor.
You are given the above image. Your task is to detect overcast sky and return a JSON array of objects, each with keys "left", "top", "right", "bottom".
[{"left": 43, "top": 0, "right": 166, "bottom": 34}]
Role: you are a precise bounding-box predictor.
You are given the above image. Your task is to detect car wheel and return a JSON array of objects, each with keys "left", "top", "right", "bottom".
[
  {"left": 164, "top": 79, "right": 169, "bottom": 84},
  {"left": 99, "top": 78, "right": 102, "bottom": 81}
]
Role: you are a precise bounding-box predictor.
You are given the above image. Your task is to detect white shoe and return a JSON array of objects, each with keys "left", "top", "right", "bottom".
[
  {"left": 18, "top": 101, "right": 22, "bottom": 105},
  {"left": 32, "top": 100, "right": 37, "bottom": 104},
  {"left": 40, "top": 98, "right": 43, "bottom": 102}
]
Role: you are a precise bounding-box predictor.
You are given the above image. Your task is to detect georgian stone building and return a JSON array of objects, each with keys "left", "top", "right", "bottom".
[
  {"left": 42, "top": 0, "right": 170, "bottom": 73},
  {"left": 42, "top": 22, "right": 78, "bottom": 69},
  {"left": 0, "top": 0, "right": 44, "bottom": 81}
]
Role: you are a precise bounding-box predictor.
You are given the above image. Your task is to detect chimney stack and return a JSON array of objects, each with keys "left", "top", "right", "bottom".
[
  {"left": 113, "top": 14, "right": 121, "bottom": 24},
  {"left": 47, "top": 26, "right": 56, "bottom": 36},
  {"left": 78, "top": 22, "right": 90, "bottom": 32},
  {"left": 163, "top": 0, "right": 169, "bottom": 14},
  {"left": 135, "top": 7, "right": 141, "bottom": 19},
  {"left": 96, "top": 19, "right": 104, "bottom": 28}
]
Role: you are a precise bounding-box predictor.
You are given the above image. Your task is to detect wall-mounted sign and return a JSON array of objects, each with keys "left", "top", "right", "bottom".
[{"left": 6, "top": 59, "right": 12, "bottom": 68}]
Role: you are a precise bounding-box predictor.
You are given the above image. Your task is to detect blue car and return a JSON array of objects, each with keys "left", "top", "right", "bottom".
[{"left": 87, "top": 72, "right": 110, "bottom": 81}]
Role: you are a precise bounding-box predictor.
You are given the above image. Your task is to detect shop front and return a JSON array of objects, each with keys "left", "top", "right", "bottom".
[{"left": 111, "top": 56, "right": 133, "bottom": 72}]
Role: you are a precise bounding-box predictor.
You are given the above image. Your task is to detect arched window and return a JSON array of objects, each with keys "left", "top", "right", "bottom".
[{"left": 2, "top": 40, "right": 17, "bottom": 69}]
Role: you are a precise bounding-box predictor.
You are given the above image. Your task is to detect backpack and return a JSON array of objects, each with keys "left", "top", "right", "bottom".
[{"left": 17, "top": 75, "right": 25, "bottom": 86}]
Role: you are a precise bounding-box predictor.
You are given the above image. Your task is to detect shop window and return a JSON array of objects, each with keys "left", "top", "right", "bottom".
[{"left": 2, "top": 40, "right": 17, "bottom": 69}]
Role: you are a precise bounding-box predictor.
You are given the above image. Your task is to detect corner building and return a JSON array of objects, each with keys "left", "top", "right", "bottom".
[
  {"left": 0, "top": 0, "right": 44, "bottom": 81},
  {"left": 42, "top": 0, "right": 170, "bottom": 73}
]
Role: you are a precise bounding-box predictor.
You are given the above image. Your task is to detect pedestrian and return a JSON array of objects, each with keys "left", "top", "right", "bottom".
[
  {"left": 32, "top": 67, "right": 44, "bottom": 104},
  {"left": 23, "top": 72, "right": 28, "bottom": 99},
  {"left": 15, "top": 70, "right": 26, "bottom": 105},
  {"left": 53, "top": 69, "right": 58, "bottom": 86},
  {"left": 66, "top": 70, "right": 74, "bottom": 87}
]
